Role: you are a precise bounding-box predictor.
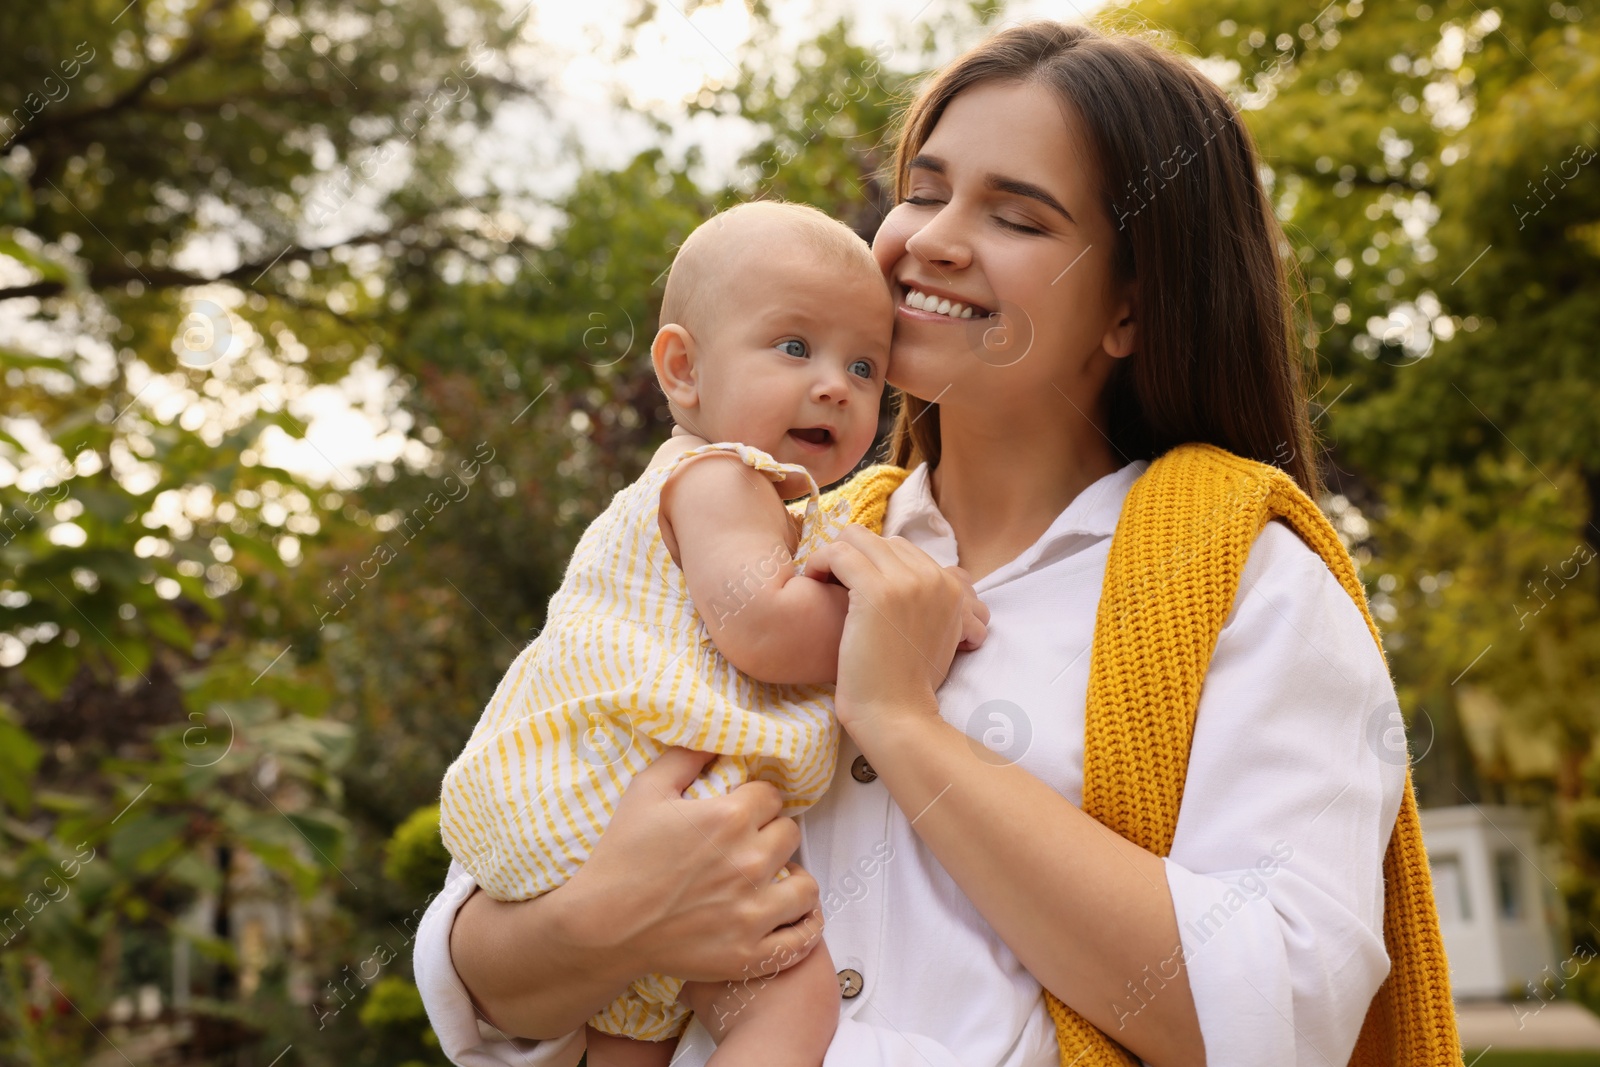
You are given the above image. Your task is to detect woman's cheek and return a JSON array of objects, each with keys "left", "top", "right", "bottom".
[{"left": 872, "top": 206, "right": 915, "bottom": 273}]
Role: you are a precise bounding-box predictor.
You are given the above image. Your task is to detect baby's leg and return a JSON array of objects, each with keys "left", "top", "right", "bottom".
[
  {"left": 584, "top": 1025, "right": 678, "bottom": 1067},
  {"left": 699, "top": 937, "right": 840, "bottom": 1067}
]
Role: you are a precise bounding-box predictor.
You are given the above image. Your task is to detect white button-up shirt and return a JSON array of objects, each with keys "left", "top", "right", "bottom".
[{"left": 415, "top": 458, "right": 1406, "bottom": 1066}]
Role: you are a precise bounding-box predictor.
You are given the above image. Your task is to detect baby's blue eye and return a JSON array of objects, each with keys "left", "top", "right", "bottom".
[
  {"left": 849, "top": 358, "right": 874, "bottom": 379},
  {"left": 778, "top": 339, "right": 808, "bottom": 358}
]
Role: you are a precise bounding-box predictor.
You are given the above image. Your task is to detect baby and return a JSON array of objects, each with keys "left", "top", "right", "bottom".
[{"left": 439, "top": 201, "right": 902, "bottom": 1067}]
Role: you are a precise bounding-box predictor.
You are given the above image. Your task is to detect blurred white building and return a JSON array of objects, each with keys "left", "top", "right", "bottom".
[{"left": 1421, "top": 805, "right": 1563, "bottom": 999}]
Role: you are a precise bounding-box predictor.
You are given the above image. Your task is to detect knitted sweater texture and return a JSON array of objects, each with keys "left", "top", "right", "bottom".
[{"left": 821, "top": 441, "right": 1459, "bottom": 1066}]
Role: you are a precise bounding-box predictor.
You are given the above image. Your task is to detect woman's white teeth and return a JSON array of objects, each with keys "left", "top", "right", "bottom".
[{"left": 907, "top": 288, "right": 975, "bottom": 319}]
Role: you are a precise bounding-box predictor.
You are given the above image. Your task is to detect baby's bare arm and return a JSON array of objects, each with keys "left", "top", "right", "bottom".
[{"left": 660, "top": 453, "right": 849, "bottom": 685}]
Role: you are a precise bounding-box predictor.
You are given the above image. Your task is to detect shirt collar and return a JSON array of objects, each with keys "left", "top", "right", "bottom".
[{"left": 882, "top": 458, "right": 1151, "bottom": 565}]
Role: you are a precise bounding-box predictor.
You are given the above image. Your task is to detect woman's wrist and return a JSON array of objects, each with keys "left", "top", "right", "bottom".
[
  {"left": 838, "top": 687, "right": 947, "bottom": 764},
  {"left": 553, "top": 866, "right": 649, "bottom": 982},
  {"left": 838, "top": 685, "right": 942, "bottom": 753}
]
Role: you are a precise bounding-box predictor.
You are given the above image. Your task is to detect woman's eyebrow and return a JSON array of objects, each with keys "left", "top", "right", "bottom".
[
  {"left": 906, "top": 154, "right": 1075, "bottom": 225},
  {"left": 987, "top": 175, "right": 1075, "bottom": 225}
]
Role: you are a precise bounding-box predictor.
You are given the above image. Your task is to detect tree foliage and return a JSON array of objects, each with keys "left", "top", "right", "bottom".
[
  {"left": 5, "top": 0, "right": 1596, "bottom": 1057},
  {"left": 1127, "top": 0, "right": 1600, "bottom": 994},
  {"left": 1, "top": 0, "right": 953, "bottom": 1059}
]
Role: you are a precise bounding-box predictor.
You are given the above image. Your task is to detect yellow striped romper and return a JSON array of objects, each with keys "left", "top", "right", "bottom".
[{"left": 438, "top": 440, "right": 850, "bottom": 1042}]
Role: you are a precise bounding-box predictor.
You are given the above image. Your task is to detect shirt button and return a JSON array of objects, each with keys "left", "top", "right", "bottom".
[
  {"left": 837, "top": 968, "right": 864, "bottom": 999},
  {"left": 850, "top": 755, "right": 877, "bottom": 783}
]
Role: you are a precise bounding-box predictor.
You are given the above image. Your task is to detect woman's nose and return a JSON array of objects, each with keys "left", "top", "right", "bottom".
[{"left": 902, "top": 202, "right": 972, "bottom": 271}]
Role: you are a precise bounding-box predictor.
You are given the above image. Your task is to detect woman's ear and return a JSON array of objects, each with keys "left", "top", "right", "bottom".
[
  {"left": 1102, "top": 284, "right": 1138, "bottom": 360},
  {"left": 651, "top": 324, "right": 700, "bottom": 409}
]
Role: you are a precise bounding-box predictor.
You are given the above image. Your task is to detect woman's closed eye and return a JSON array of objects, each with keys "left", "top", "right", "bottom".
[
  {"left": 997, "top": 215, "right": 1046, "bottom": 235},
  {"left": 901, "top": 195, "right": 1046, "bottom": 236}
]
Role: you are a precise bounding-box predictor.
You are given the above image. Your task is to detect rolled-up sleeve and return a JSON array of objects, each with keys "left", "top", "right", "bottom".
[
  {"left": 414, "top": 863, "right": 984, "bottom": 1067},
  {"left": 414, "top": 860, "right": 585, "bottom": 1067},
  {"left": 1162, "top": 520, "right": 1407, "bottom": 1066}
]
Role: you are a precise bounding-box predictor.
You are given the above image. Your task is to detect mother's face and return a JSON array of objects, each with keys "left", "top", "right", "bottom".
[{"left": 872, "top": 79, "right": 1135, "bottom": 413}]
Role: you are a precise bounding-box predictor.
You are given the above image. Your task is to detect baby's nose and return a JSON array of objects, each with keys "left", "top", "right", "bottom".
[{"left": 814, "top": 369, "right": 850, "bottom": 400}]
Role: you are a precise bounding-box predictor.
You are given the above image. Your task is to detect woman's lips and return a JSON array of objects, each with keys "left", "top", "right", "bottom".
[
  {"left": 898, "top": 301, "right": 981, "bottom": 324},
  {"left": 897, "top": 286, "right": 991, "bottom": 324}
]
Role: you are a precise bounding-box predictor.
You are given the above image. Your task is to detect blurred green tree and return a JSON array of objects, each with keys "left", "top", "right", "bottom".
[
  {"left": 1, "top": 0, "right": 968, "bottom": 1060},
  {"left": 0, "top": 0, "right": 533, "bottom": 1062},
  {"left": 1125, "top": 0, "right": 1599, "bottom": 999}
]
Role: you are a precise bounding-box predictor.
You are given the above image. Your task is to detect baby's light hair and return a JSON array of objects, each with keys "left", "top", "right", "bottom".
[{"left": 660, "top": 200, "right": 882, "bottom": 336}]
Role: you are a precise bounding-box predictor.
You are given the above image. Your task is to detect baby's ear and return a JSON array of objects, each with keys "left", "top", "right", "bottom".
[{"left": 651, "top": 324, "right": 699, "bottom": 408}]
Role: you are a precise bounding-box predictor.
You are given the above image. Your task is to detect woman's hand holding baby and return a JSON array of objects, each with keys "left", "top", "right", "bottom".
[
  {"left": 452, "top": 747, "right": 823, "bottom": 1041},
  {"left": 567, "top": 746, "right": 827, "bottom": 984},
  {"left": 800, "top": 525, "right": 989, "bottom": 737}
]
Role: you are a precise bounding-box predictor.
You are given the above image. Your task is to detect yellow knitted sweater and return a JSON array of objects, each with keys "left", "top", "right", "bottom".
[{"left": 819, "top": 441, "right": 1460, "bottom": 1066}]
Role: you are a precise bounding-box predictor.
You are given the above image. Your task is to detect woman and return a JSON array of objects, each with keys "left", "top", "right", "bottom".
[{"left": 415, "top": 21, "right": 1456, "bottom": 1066}]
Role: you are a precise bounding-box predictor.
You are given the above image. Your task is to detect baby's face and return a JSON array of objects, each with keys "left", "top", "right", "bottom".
[{"left": 692, "top": 251, "right": 893, "bottom": 488}]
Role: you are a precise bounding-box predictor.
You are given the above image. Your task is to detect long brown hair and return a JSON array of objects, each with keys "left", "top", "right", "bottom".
[{"left": 882, "top": 21, "right": 1321, "bottom": 498}]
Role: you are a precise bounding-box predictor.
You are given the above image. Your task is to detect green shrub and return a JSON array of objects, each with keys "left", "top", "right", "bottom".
[
  {"left": 384, "top": 805, "right": 450, "bottom": 896},
  {"left": 358, "top": 975, "right": 427, "bottom": 1030}
]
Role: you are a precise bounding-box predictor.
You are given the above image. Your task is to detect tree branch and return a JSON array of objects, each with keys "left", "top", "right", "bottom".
[
  {"left": 0, "top": 281, "right": 71, "bottom": 301},
  {"left": 14, "top": 0, "right": 235, "bottom": 147},
  {"left": 0, "top": 231, "right": 394, "bottom": 303},
  {"left": 0, "top": 203, "right": 529, "bottom": 305}
]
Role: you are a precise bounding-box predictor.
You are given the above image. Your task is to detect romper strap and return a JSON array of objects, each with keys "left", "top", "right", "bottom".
[{"left": 656, "top": 440, "right": 830, "bottom": 569}]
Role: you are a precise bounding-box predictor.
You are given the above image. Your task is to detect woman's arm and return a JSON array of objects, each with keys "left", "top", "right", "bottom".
[
  {"left": 806, "top": 525, "right": 1203, "bottom": 1066},
  {"left": 449, "top": 880, "right": 636, "bottom": 1038},
  {"left": 414, "top": 862, "right": 586, "bottom": 1067},
  {"left": 846, "top": 700, "right": 1205, "bottom": 1065},
  {"left": 809, "top": 522, "right": 1405, "bottom": 1067},
  {"left": 1153, "top": 523, "right": 1404, "bottom": 1065},
  {"left": 444, "top": 746, "right": 828, "bottom": 1040}
]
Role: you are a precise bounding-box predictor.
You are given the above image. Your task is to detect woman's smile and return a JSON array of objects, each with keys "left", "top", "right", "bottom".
[
  {"left": 897, "top": 280, "right": 991, "bottom": 321},
  {"left": 870, "top": 78, "right": 1132, "bottom": 414}
]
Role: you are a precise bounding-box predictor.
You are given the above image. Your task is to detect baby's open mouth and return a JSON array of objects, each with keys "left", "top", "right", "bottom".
[{"left": 788, "top": 427, "right": 833, "bottom": 446}]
